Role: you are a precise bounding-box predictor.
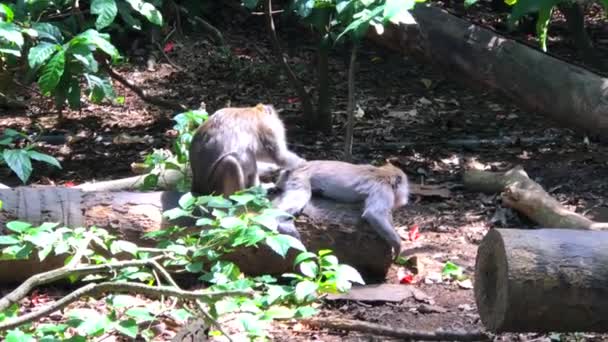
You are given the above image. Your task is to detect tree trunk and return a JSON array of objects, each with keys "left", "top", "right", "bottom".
[
  {"left": 366, "top": 5, "right": 608, "bottom": 136},
  {"left": 0, "top": 188, "right": 392, "bottom": 284},
  {"left": 474, "top": 228, "right": 608, "bottom": 333}
]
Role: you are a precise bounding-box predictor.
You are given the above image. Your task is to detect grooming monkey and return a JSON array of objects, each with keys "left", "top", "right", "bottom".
[
  {"left": 273, "top": 160, "right": 410, "bottom": 260},
  {"left": 189, "top": 103, "right": 306, "bottom": 197}
]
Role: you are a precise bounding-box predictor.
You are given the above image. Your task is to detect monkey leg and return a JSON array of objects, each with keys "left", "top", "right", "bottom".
[
  {"left": 362, "top": 194, "right": 402, "bottom": 260},
  {"left": 276, "top": 218, "right": 301, "bottom": 240},
  {"left": 209, "top": 155, "right": 246, "bottom": 197}
]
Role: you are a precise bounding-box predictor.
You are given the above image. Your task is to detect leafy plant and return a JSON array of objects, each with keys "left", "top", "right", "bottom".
[
  {"left": 0, "top": 0, "right": 163, "bottom": 110},
  {"left": 0, "top": 128, "right": 61, "bottom": 183},
  {"left": 140, "top": 108, "right": 209, "bottom": 191}
]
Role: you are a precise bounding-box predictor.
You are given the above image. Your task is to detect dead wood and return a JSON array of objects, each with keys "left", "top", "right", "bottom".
[
  {"left": 463, "top": 166, "right": 608, "bottom": 230},
  {"left": 302, "top": 318, "right": 490, "bottom": 341},
  {"left": 0, "top": 187, "right": 393, "bottom": 284},
  {"left": 475, "top": 228, "right": 608, "bottom": 332},
  {"left": 366, "top": 5, "right": 608, "bottom": 136}
]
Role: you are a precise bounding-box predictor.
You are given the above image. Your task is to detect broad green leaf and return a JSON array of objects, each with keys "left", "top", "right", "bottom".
[
  {"left": 36, "top": 323, "right": 69, "bottom": 334},
  {"left": 464, "top": 0, "right": 479, "bottom": 7},
  {"left": 263, "top": 306, "right": 295, "bottom": 320},
  {"left": 294, "top": 251, "right": 316, "bottom": 266},
  {"left": 0, "top": 4, "right": 14, "bottom": 22},
  {"left": 265, "top": 235, "right": 292, "bottom": 258},
  {"left": 3, "top": 149, "right": 32, "bottom": 183},
  {"left": 229, "top": 193, "right": 255, "bottom": 205},
  {"left": 69, "top": 43, "right": 98, "bottom": 72},
  {"left": 293, "top": 0, "right": 315, "bottom": 18},
  {"left": 294, "top": 305, "right": 317, "bottom": 318},
  {"left": 0, "top": 46, "right": 20, "bottom": 56},
  {"left": 299, "top": 260, "right": 319, "bottom": 278},
  {"left": 117, "top": 2, "right": 143, "bottom": 30},
  {"left": 5, "top": 329, "right": 35, "bottom": 342},
  {"left": 110, "top": 295, "right": 137, "bottom": 308},
  {"left": 77, "top": 29, "right": 119, "bottom": 59},
  {"left": 186, "top": 261, "right": 204, "bottom": 273},
  {"left": 219, "top": 216, "right": 245, "bottom": 229},
  {"left": 166, "top": 243, "right": 189, "bottom": 256},
  {"left": 27, "top": 150, "right": 61, "bottom": 168},
  {"left": 110, "top": 240, "right": 138, "bottom": 256},
  {"left": 115, "top": 318, "right": 138, "bottom": 338},
  {"left": 163, "top": 207, "right": 189, "bottom": 220},
  {"left": 84, "top": 73, "right": 115, "bottom": 103},
  {"left": 168, "top": 308, "right": 192, "bottom": 322},
  {"left": 294, "top": 280, "right": 318, "bottom": 301},
  {"left": 0, "top": 235, "right": 20, "bottom": 245},
  {"left": 125, "top": 0, "right": 163, "bottom": 26},
  {"left": 442, "top": 261, "right": 464, "bottom": 278},
  {"left": 32, "top": 23, "right": 63, "bottom": 43},
  {"left": 125, "top": 307, "right": 155, "bottom": 322},
  {"left": 383, "top": 0, "right": 416, "bottom": 21},
  {"left": 336, "top": 264, "right": 365, "bottom": 291},
  {"left": 91, "top": 0, "right": 118, "bottom": 30},
  {"left": 178, "top": 192, "right": 195, "bottom": 209},
  {"left": 0, "top": 22, "right": 24, "bottom": 48},
  {"left": 242, "top": 0, "right": 259, "bottom": 10},
  {"left": 38, "top": 49, "right": 65, "bottom": 95}
]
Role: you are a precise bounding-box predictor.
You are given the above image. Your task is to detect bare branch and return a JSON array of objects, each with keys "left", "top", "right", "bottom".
[{"left": 302, "top": 318, "right": 491, "bottom": 341}]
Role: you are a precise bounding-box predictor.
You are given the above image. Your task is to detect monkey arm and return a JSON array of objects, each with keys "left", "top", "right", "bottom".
[
  {"left": 361, "top": 191, "right": 402, "bottom": 260},
  {"left": 273, "top": 179, "right": 312, "bottom": 216}
]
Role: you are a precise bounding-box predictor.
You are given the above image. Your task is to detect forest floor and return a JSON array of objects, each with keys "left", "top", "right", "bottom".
[{"left": 1, "top": 1, "right": 608, "bottom": 341}]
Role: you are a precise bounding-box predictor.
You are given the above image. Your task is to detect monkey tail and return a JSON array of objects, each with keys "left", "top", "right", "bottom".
[{"left": 207, "top": 151, "right": 246, "bottom": 196}]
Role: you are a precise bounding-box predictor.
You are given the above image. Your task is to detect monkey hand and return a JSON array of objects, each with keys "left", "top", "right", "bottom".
[{"left": 391, "top": 242, "right": 402, "bottom": 262}]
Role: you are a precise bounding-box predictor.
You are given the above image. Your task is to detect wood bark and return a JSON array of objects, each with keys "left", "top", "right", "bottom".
[
  {"left": 474, "top": 228, "right": 608, "bottom": 332},
  {"left": 463, "top": 166, "right": 608, "bottom": 230},
  {"left": 0, "top": 188, "right": 392, "bottom": 285},
  {"left": 366, "top": 5, "right": 608, "bottom": 136}
]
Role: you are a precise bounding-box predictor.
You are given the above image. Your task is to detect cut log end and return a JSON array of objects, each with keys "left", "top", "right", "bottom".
[{"left": 473, "top": 229, "right": 508, "bottom": 332}]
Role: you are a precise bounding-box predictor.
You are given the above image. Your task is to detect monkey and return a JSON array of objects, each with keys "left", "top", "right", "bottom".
[
  {"left": 272, "top": 160, "right": 410, "bottom": 260},
  {"left": 189, "top": 103, "right": 306, "bottom": 198}
]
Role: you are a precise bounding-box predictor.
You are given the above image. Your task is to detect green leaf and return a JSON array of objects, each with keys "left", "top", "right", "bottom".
[
  {"left": 117, "top": 2, "right": 143, "bottom": 30},
  {"left": 464, "top": 0, "right": 479, "bottom": 7},
  {"left": 336, "top": 264, "right": 365, "bottom": 290},
  {"left": 125, "top": 307, "right": 155, "bottom": 322},
  {"left": 295, "top": 280, "right": 318, "bottom": 301},
  {"left": 229, "top": 193, "right": 255, "bottom": 205},
  {"left": 110, "top": 240, "right": 138, "bottom": 256},
  {"left": 84, "top": 73, "right": 115, "bottom": 103},
  {"left": 78, "top": 29, "right": 119, "bottom": 59},
  {"left": 219, "top": 216, "right": 245, "bottom": 229},
  {"left": 294, "top": 305, "right": 317, "bottom": 318},
  {"left": 168, "top": 308, "right": 192, "bottom": 322},
  {"left": 242, "top": 0, "right": 259, "bottom": 10},
  {"left": 125, "top": 0, "right": 163, "bottom": 26},
  {"left": 265, "top": 235, "right": 292, "bottom": 258},
  {"left": 299, "top": 260, "right": 319, "bottom": 278},
  {"left": 28, "top": 43, "right": 58, "bottom": 69},
  {"left": 36, "top": 323, "right": 69, "bottom": 334},
  {"left": 536, "top": 3, "right": 553, "bottom": 52},
  {"left": 263, "top": 306, "right": 296, "bottom": 320},
  {"left": 0, "top": 22, "right": 24, "bottom": 48},
  {"left": 70, "top": 43, "right": 98, "bottom": 72},
  {"left": 178, "top": 192, "right": 195, "bottom": 209},
  {"left": 163, "top": 207, "right": 189, "bottom": 220},
  {"left": 6, "top": 221, "right": 32, "bottom": 233},
  {"left": 32, "top": 23, "right": 63, "bottom": 43},
  {"left": 0, "top": 235, "right": 20, "bottom": 245},
  {"left": 3, "top": 149, "right": 32, "bottom": 183},
  {"left": 5, "top": 329, "right": 35, "bottom": 342},
  {"left": 91, "top": 0, "right": 118, "bottom": 30},
  {"left": 186, "top": 261, "right": 204, "bottom": 273},
  {"left": 115, "top": 318, "right": 138, "bottom": 338},
  {"left": 383, "top": 0, "right": 416, "bottom": 21},
  {"left": 27, "top": 150, "right": 61, "bottom": 168},
  {"left": 0, "top": 4, "right": 15, "bottom": 22},
  {"left": 166, "top": 243, "right": 189, "bottom": 256},
  {"left": 38, "top": 49, "right": 65, "bottom": 95},
  {"left": 109, "top": 295, "right": 136, "bottom": 308},
  {"left": 294, "top": 251, "right": 316, "bottom": 266},
  {"left": 442, "top": 261, "right": 464, "bottom": 279}
]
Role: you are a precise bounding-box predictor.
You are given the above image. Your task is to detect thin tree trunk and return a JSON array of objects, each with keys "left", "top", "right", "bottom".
[
  {"left": 343, "top": 43, "right": 358, "bottom": 162},
  {"left": 315, "top": 35, "right": 332, "bottom": 133}
]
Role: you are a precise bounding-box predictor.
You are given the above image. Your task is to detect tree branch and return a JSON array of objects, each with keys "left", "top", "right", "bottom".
[
  {"left": 102, "top": 64, "right": 187, "bottom": 112},
  {"left": 302, "top": 318, "right": 490, "bottom": 341},
  {"left": 0, "top": 282, "right": 251, "bottom": 331}
]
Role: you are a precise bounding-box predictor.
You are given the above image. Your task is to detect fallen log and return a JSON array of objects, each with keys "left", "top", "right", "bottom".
[
  {"left": 0, "top": 187, "right": 392, "bottom": 285},
  {"left": 463, "top": 166, "right": 608, "bottom": 230},
  {"left": 474, "top": 228, "right": 608, "bottom": 333},
  {"left": 367, "top": 5, "right": 608, "bottom": 136}
]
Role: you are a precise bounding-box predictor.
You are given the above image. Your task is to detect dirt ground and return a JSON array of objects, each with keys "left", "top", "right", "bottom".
[{"left": 1, "top": 2, "right": 608, "bottom": 341}]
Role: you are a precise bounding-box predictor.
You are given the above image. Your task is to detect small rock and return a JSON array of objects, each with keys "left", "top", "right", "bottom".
[
  {"left": 458, "top": 304, "right": 473, "bottom": 311},
  {"left": 418, "top": 304, "right": 447, "bottom": 314},
  {"left": 457, "top": 279, "right": 474, "bottom": 289}
]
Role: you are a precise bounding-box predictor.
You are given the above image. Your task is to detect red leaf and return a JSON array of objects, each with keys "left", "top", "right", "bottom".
[
  {"left": 64, "top": 181, "right": 76, "bottom": 187},
  {"left": 397, "top": 268, "right": 416, "bottom": 284},
  {"left": 409, "top": 224, "right": 420, "bottom": 241},
  {"left": 163, "top": 42, "right": 175, "bottom": 53},
  {"left": 287, "top": 97, "right": 300, "bottom": 104}
]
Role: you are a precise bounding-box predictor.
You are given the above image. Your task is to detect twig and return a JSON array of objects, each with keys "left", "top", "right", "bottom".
[
  {"left": 155, "top": 42, "right": 185, "bottom": 71},
  {"left": 302, "top": 318, "right": 491, "bottom": 341},
  {"left": 0, "top": 282, "right": 252, "bottom": 331},
  {"left": 195, "top": 300, "right": 234, "bottom": 342},
  {"left": 252, "top": 10, "right": 284, "bottom": 15},
  {"left": 0, "top": 257, "right": 165, "bottom": 312},
  {"left": 343, "top": 43, "right": 358, "bottom": 162},
  {"left": 102, "top": 64, "right": 187, "bottom": 112}
]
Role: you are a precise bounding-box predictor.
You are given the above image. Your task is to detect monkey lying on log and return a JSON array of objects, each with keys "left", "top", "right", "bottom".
[
  {"left": 272, "top": 160, "right": 410, "bottom": 260},
  {"left": 189, "top": 104, "right": 305, "bottom": 197}
]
